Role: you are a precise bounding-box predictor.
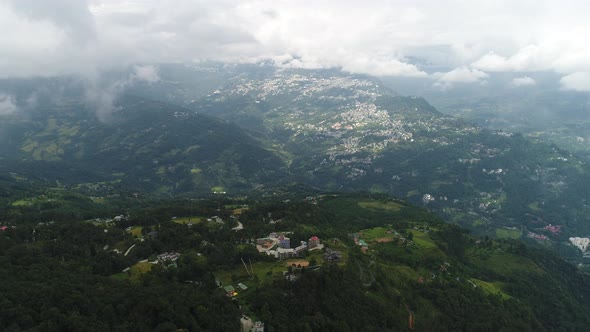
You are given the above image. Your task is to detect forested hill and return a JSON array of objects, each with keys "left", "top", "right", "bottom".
[
  {"left": 4, "top": 68, "right": 590, "bottom": 259},
  {"left": 183, "top": 67, "right": 590, "bottom": 243},
  {"left": 0, "top": 95, "right": 288, "bottom": 195},
  {"left": 1, "top": 193, "right": 590, "bottom": 331}
]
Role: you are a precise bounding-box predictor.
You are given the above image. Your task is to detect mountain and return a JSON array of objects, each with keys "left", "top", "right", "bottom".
[
  {"left": 178, "top": 67, "right": 590, "bottom": 242},
  {"left": 0, "top": 95, "right": 288, "bottom": 195},
  {"left": 381, "top": 72, "right": 590, "bottom": 161},
  {"left": 3, "top": 66, "right": 590, "bottom": 262}
]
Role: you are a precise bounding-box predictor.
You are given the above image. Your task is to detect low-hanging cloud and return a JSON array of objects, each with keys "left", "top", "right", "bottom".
[
  {"left": 433, "top": 67, "right": 489, "bottom": 90},
  {"left": 511, "top": 76, "right": 536, "bottom": 87},
  {"left": 1, "top": 0, "right": 590, "bottom": 94},
  {"left": 560, "top": 72, "right": 590, "bottom": 92},
  {"left": 0, "top": 93, "right": 18, "bottom": 115}
]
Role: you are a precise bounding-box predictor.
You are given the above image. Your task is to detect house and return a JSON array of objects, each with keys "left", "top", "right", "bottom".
[
  {"left": 0, "top": 226, "right": 8, "bottom": 231},
  {"left": 238, "top": 283, "right": 248, "bottom": 290},
  {"left": 309, "top": 236, "right": 321, "bottom": 249},
  {"left": 223, "top": 285, "right": 238, "bottom": 297}
]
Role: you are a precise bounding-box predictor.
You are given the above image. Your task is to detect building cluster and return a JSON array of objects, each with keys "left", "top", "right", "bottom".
[
  {"left": 257, "top": 233, "right": 324, "bottom": 260},
  {"left": 544, "top": 224, "right": 561, "bottom": 234},
  {"left": 157, "top": 252, "right": 180, "bottom": 263},
  {"left": 570, "top": 237, "right": 590, "bottom": 252}
]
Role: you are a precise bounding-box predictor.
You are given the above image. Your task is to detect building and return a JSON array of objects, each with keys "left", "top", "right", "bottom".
[
  {"left": 294, "top": 242, "right": 307, "bottom": 255},
  {"left": 157, "top": 252, "right": 180, "bottom": 263},
  {"left": 323, "top": 248, "right": 342, "bottom": 262},
  {"left": 223, "top": 285, "right": 238, "bottom": 297},
  {"left": 277, "top": 248, "right": 295, "bottom": 260},
  {"left": 279, "top": 235, "right": 291, "bottom": 249},
  {"left": 309, "top": 236, "right": 321, "bottom": 249},
  {"left": 251, "top": 321, "right": 264, "bottom": 332}
]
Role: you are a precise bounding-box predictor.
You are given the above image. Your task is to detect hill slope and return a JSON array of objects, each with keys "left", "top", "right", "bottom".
[
  {"left": 184, "top": 68, "right": 590, "bottom": 241},
  {"left": 0, "top": 96, "right": 287, "bottom": 195}
]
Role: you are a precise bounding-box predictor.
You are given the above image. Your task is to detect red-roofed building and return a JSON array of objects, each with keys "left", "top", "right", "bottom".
[
  {"left": 0, "top": 226, "right": 8, "bottom": 231},
  {"left": 309, "top": 236, "right": 320, "bottom": 249}
]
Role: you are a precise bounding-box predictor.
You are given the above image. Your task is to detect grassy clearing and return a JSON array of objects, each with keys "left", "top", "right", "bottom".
[
  {"left": 129, "top": 262, "right": 154, "bottom": 282},
  {"left": 360, "top": 227, "right": 390, "bottom": 243},
  {"left": 211, "top": 186, "right": 225, "bottom": 192},
  {"left": 128, "top": 226, "right": 143, "bottom": 237},
  {"left": 358, "top": 200, "right": 402, "bottom": 211},
  {"left": 430, "top": 180, "right": 451, "bottom": 190},
  {"left": 528, "top": 202, "right": 541, "bottom": 212},
  {"left": 495, "top": 228, "right": 521, "bottom": 239},
  {"left": 216, "top": 261, "right": 288, "bottom": 286},
  {"left": 472, "top": 219, "right": 487, "bottom": 227},
  {"left": 472, "top": 251, "right": 543, "bottom": 276},
  {"left": 11, "top": 199, "right": 31, "bottom": 206},
  {"left": 471, "top": 278, "right": 512, "bottom": 300},
  {"left": 172, "top": 216, "right": 203, "bottom": 224},
  {"left": 110, "top": 272, "right": 129, "bottom": 281},
  {"left": 410, "top": 230, "right": 437, "bottom": 249}
]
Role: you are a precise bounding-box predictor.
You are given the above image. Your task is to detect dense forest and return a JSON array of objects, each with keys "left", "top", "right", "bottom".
[{"left": 1, "top": 192, "right": 590, "bottom": 331}]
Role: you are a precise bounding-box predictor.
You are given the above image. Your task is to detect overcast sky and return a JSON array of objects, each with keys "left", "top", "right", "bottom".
[{"left": 1, "top": 0, "right": 590, "bottom": 91}]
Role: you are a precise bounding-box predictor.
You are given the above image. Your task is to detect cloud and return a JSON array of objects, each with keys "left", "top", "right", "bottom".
[
  {"left": 560, "top": 72, "right": 590, "bottom": 92},
  {"left": 511, "top": 76, "right": 536, "bottom": 87},
  {"left": 433, "top": 67, "right": 488, "bottom": 89},
  {"left": 5, "top": 0, "right": 96, "bottom": 44},
  {"left": 132, "top": 65, "right": 160, "bottom": 83},
  {"left": 0, "top": 94, "right": 18, "bottom": 115},
  {"left": 1, "top": 0, "right": 590, "bottom": 87},
  {"left": 471, "top": 45, "right": 554, "bottom": 72}
]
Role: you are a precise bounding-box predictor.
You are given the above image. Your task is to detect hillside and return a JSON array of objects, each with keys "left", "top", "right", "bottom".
[
  {"left": 3, "top": 67, "right": 590, "bottom": 262},
  {"left": 0, "top": 95, "right": 288, "bottom": 195},
  {"left": 182, "top": 67, "right": 590, "bottom": 245},
  {"left": 2, "top": 193, "right": 590, "bottom": 331}
]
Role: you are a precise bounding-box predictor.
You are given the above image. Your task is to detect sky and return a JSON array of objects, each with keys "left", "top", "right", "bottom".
[{"left": 1, "top": 0, "right": 590, "bottom": 91}]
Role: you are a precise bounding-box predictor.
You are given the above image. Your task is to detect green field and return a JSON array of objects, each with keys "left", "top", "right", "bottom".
[
  {"left": 171, "top": 216, "right": 203, "bottom": 224},
  {"left": 471, "top": 251, "right": 543, "bottom": 276},
  {"left": 495, "top": 228, "right": 521, "bottom": 239},
  {"left": 359, "top": 227, "right": 391, "bottom": 243},
  {"left": 129, "top": 226, "right": 143, "bottom": 237},
  {"left": 528, "top": 202, "right": 542, "bottom": 212},
  {"left": 410, "top": 230, "right": 437, "bottom": 249},
  {"left": 358, "top": 200, "right": 402, "bottom": 211},
  {"left": 129, "top": 261, "right": 154, "bottom": 282},
  {"left": 471, "top": 278, "right": 512, "bottom": 300},
  {"left": 211, "top": 186, "right": 225, "bottom": 192},
  {"left": 11, "top": 199, "right": 31, "bottom": 206}
]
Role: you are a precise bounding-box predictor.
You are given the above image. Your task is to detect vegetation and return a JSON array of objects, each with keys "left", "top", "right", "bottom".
[{"left": 0, "top": 193, "right": 589, "bottom": 330}]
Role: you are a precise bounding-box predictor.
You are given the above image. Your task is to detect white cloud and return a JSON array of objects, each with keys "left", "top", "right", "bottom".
[
  {"left": 132, "top": 65, "right": 159, "bottom": 83},
  {"left": 1, "top": 0, "right": 590, "bottom": 84},
  {"left": 560, "top": 72, "right": 590, "bottom": 92},
  {"left": 511, "top": 76, "right": 536, "bottom": 87},
  {"left": 433, "top": 67, "right": 488, "bottom": 89},
  {"left": 0, "top": 94, "right": 17, "bottom": 115}
]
